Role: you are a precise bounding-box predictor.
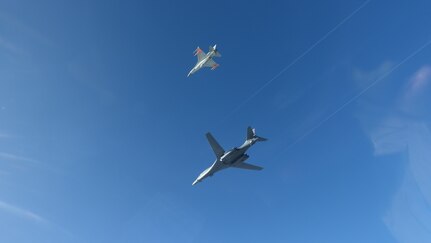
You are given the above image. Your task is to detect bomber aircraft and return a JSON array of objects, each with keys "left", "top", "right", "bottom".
[{"left": 192, "top": 127, "right": 267, "bottom": 185}]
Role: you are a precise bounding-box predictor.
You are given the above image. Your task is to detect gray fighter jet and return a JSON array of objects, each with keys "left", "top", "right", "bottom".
[
  {"left": 187, "top": 44, "right": 221, "bottom": 77},
  {"left": 192, "top": 127, "right": 267, "bottom": 186}
]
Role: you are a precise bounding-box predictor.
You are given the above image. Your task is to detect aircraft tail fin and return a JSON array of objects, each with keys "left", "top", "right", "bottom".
[
  {"left": 206, "top": 132, "right": 225, "bottom": 159},
  {"left": 247, "top": 127, "right": 267, "bottom": 142},
  {"left": 209, "top": 45, "right": 221, "bottom": 57}
]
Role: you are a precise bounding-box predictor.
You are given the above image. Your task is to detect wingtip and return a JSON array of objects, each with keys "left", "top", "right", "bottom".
[
  {"left": 194, "top": 47, "right": 202, "bottom": 56},
  {"left": 211, "top": 63, "right": 219, "bottom": 70}
]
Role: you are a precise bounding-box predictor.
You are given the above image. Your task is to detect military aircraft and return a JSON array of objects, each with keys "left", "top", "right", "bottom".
[
  {"left": 187, "top": 44, "right": 221, "bottom": 77},
  {"left": 192, "top": 127, "right": 267, "bottom": 186}
]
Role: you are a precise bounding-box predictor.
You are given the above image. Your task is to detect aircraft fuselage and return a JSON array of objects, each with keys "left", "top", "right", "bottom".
[{"left": 188, "top": 51, "right": 217, "bottom": 76}]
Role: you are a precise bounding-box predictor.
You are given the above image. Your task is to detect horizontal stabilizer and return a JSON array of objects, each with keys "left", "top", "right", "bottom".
[
  {"left": 206, "top": 132, "right": 225, "bottom": 159},
  {"left": 232, "top": 162, "right": 263, "bottom": 171}
]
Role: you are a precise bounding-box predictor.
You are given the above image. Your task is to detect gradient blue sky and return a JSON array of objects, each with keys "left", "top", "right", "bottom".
[{"left": 1, "top": 0, "right": 431, "bottom": 242}]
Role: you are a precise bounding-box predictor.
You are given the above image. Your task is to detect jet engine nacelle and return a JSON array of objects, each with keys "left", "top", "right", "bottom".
[
  {"left": 231, "top": 154, "right": 249, "bottom": 166},
  {"left": 239, "top": 154, "right": 249, "bottom": 162}
]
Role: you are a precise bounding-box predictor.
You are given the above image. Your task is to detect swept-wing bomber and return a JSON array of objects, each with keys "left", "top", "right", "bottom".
[{"left": 192, "top": 127, "right": 267, "bottom": 185}]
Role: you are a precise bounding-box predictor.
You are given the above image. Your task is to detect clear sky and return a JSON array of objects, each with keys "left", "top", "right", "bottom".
[{"left": 1, "top": 0, "right": 431, "bottom": 242}]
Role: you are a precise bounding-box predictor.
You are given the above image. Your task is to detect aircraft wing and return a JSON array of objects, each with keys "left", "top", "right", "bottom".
[
  {"left": 194, "top": 47, "right": 206, "bottom": 62},
  {"left": 203, "top": 58, "right": 219, "bottom": 70},
  {"left": 206, "top": 132, "right": 224, "bottom": 159},
  {"left": 232, "top": 162, "right": 263, "bottom": 171}
]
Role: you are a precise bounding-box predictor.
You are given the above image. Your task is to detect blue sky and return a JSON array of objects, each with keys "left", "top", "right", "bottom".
[{"left": 1, "top": 0, "right": 431, "bottom": 242}]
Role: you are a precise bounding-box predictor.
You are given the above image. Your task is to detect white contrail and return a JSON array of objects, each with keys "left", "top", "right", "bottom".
[
  {"left": 0, "top": 200, "right": 47, "bottom": 224},
  {"left": 0, "top": 152, "right": 38, "bottom": 163},
  {"left": 223, "top": 0, "right": 372, "bottom": 121},
  {"left": 279, "top": 38, "right": 431, "bottom": 154}
]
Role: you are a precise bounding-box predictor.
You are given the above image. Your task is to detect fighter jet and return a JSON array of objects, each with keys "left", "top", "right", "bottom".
[
  {"left": 192, "top": 127, "right": 267, "bottom": 185},
  {"left": 187, "top": 44, "right": 221, "bottom": 77}
]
